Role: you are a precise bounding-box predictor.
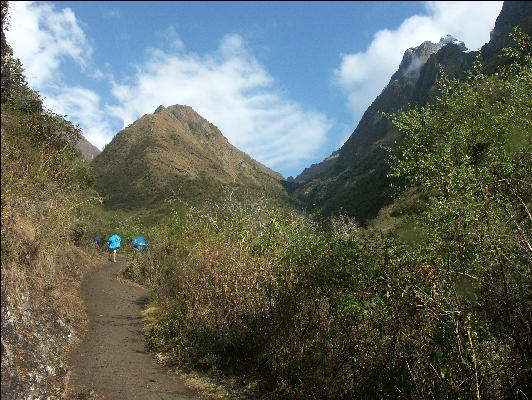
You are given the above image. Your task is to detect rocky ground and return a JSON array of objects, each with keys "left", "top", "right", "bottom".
[{"left": 1, "top": 286, "right": 77, "bottom": 399}]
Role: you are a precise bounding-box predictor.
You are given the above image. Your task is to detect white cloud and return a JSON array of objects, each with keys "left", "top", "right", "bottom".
[
  {"left": 156, "top": 25, "right": 185, "bottom": 50},
  {"left": 44, "top": 85, "right": 115, "bottom": 149},
  {"left": 108, "top": 34, "right": 332, "bottom": 173},
  {"left": 5, "top": 3, "right": 331, "bottom": 176},
  {"left": 334, "top": 1, "right": 503, "bottom": 123},
  {"left": 6, "top": 1, "right": 91, "bottom": 87},
  {"left": 3, "top": 1, "right": 116, "bottom": 148},
  {"left": 6, "top": 1, "right": 503, "bottom": 177}
]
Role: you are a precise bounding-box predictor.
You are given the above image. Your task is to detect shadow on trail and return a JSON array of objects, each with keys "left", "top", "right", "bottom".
[{"left": 133, "top": 295, "right": 149, "bottom": 307}]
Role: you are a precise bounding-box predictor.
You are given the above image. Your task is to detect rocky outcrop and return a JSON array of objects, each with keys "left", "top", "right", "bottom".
[
  {"left": 392, "top": 35, "right": 466, "bottom": 82},
  {"left": 1, "top": 288, "right": 77, "bottom": 400}
]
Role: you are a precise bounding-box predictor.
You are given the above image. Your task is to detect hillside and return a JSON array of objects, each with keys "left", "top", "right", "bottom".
[
  {"left": 2, "top": 1, "right": 530, "bottom": 398},
  {"left": 1, "top": 4, "right": 103, "bottom": 394},
  {"left": 92, "top": 104, "right": 288, "bottom": 209},
  {"left": 293, "top": 1, "right": 532, "bottom": 223}
]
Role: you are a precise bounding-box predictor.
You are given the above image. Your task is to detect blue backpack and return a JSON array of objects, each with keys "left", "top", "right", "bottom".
[
  {"left": 107, "top": 234, "right": 121, "bottom": 249},
  {"left": 133, "top": 236, "right": 148, "bottom": 252}
]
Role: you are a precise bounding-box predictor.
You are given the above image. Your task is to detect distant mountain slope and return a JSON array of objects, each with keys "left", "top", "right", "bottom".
[
  {"left": 74, "top": 135, "right": 100, "bottom": 162},
  {"left": 293, "top": 1, "right": 532, "bottom": 223},
  {"left": 295, "top": 150, "right": 339, "bottom": 183},
  {"left": 92, "top": 104, "right": 286, "bottom": 209}
]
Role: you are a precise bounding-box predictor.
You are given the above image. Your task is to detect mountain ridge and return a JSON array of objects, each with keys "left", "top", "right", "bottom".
[
  {"left": 292, "top": 1, "right": 532, "bottom": 222},
  {"left": 74, "top": 134, "right": 100, "bottom": 162}
]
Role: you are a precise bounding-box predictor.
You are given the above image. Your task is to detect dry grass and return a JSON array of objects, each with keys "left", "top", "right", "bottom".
[{"left": 1, "top": 100, "right": 104, "bottom": 399}]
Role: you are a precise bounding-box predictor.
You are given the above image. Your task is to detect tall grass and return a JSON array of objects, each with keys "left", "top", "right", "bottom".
[{"left": 1, "top": 99, "right": 103, "bottom": 319}]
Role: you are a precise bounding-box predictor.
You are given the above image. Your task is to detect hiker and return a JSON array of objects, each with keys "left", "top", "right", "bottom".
[
  {"left": 107, "top": 234, "right": 121, "bottom": 262},
  {"left": 94, "top": 236, "right": 101, "bottom": 249}
]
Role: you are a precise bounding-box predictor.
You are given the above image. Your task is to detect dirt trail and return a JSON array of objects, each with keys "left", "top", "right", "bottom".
[{"left": 68, "top": 259, "right": 198, "bottom": 399}]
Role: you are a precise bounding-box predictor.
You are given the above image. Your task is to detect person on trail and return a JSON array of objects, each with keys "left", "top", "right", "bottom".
[
  {"left": 107, "top": 234, "right": 121, "bottom": 262},
  {"left": 94, "top": 236, "right": 101, "bottom": 249}
]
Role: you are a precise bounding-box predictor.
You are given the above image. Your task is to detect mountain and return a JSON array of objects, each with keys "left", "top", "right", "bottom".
[
  {"left": 292, "top": 36, "right": 474, "bottom": 221},
  {"left": 92, "top": 104, "right": 287, "bottom": 209},
  {"left": 292, "top": 1, "right": 532, "bottom": 223},
  {"left": 74, "top": 135, "right": 100, "bottom": 162},
  {"left": 295, "top": 150, "right": 339, "bottom": 183}
]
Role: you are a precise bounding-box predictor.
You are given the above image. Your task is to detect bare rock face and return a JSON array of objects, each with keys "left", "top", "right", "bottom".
[
  {"left": 1, "top": 288, "right": 77, "bottom": 400},
  {"left": 391, "top": 35, "right": 465, "bottom": 82}
]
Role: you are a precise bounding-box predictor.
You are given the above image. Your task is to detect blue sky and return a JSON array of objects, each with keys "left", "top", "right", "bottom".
[{"left": 6, "top": 1, "right": 503, "bottom": 178}]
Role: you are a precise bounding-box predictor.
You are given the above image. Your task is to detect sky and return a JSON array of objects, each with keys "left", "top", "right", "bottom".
[{"left": 5, "top": 1, "right": 503, "bottom": 178}]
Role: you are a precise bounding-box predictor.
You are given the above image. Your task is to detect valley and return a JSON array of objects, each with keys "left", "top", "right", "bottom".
[{"left": 1, "top": 2, "right": 531, "bottom": 399}]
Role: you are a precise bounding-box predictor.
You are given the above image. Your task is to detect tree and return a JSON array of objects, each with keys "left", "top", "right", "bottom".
[
  {"left": 1, "top": 0, "right": 11, "bottom": 102},
  {"left": 386, "top": 27, "right": 531, "bottom": 398}
]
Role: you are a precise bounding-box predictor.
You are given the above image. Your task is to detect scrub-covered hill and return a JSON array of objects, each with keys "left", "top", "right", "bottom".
[
  {"left": 1, "top": 2, "right": 103, "bottom": 397},
  {"left": 92, "top": 104, "right": 290, "bottom": 210}
]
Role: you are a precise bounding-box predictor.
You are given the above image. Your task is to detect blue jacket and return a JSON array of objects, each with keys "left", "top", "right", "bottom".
[{"left": 133, "top": 236, "right": 148, "bottom": 252}]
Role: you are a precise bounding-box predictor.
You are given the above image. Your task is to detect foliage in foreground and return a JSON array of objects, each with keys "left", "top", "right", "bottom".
[
  {"left": 127, "top": 29, "right": 531, "bottom": 399},
  {"left": 385, "top": 27, "right": 531, "bottom": 398}
]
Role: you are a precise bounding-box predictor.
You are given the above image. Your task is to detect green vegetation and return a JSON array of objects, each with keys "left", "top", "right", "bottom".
[
  {"left": 1, "top": 51, "right": 103, "bottom": 324},
  {"left": 385, "top": 27, "right": 531, "bottom": 398},
  {"left": 124, "top": 29, "right": 531, "bottom": 399},
  {"left": 2, "top": 0, "right": 529, "bottom": 396}
]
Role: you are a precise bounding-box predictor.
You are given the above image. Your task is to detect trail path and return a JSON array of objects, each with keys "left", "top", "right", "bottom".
[{"left": 68, "top": 259, "right": 198, "bottom": 399}]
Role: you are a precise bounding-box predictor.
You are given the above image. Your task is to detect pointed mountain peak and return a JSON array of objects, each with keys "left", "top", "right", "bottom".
[
  {"left": 437, "top": 34, "right": 467, "bottom": 51},
  {"left": 92, "top": 103, "right": 284, "bottom": 208},
  {"left": 165, "top": 104, "right": 203, "bottom": 121},
  {"left": 392, "top": 35, "right": 467, "bottom": 81},
  {"left": 154, "top": 105, "right": 166, "bottom": 113},
  {"left": 152, "top": 104, "right": 219, "bottom": 139}
]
